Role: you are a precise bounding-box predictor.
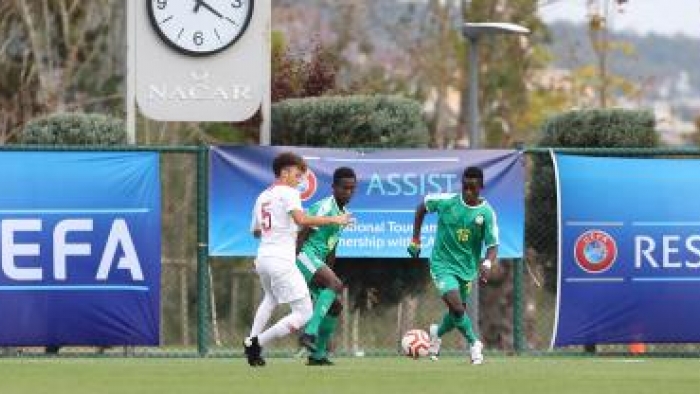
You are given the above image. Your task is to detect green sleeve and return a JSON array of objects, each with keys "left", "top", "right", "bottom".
[
  {"left": 424, "top": 193, "right": 452, "bottom": 213},
  {"left": 483, "top": 207, "right": 499, "bottom": 248}
]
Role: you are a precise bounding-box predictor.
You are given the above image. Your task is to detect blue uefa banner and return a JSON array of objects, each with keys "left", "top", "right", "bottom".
[
  {"left": 0, "top": 152, "right": 160, "bottom": 346},
  {"left": 209, "top": 146, "right": 524, "bottom": 258},
  {"left": 553, "top": 153, "right": 700, "bottom": 347}
]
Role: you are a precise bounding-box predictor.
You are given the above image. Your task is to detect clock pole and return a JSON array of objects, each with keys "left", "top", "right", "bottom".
[
  {"left": 260, "top": 0, "right": 271, "bottom": 146},
  {"left": 126, "top": 0, "right": 136, "bottom": 144}
]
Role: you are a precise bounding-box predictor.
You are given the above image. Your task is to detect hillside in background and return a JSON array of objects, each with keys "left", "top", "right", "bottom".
[{"left": 548, "top": 21, "right": 700, "bottom": 100}]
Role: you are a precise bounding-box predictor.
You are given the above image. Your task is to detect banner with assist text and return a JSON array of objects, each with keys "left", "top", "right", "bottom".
[
  {"left": 209, "top": 146, "right": 523, "bottom": 258},
  {"left": 0, "top": 152, "right": 160, "bottom": 346},
  {"left": 553, "top": 153, "right": 700, "bottom": 347}
]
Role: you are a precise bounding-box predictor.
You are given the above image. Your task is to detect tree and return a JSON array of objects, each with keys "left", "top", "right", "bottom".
[
  {"left": 0, "top": 1, "right": 125, "bottom": 143},
  {"left": 271, "top": 32, "right": 340, "bottom": 102},
  {"left": 585, "top": 0, "right": 638, "bottom": 108}
]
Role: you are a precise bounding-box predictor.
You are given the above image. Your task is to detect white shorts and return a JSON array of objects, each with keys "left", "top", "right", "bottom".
[{"left": 254, "top": 255, "right": 309, "bottom": 304}]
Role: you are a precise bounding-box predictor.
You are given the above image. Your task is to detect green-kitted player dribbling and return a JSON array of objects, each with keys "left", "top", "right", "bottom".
[
  {"left": 296, "top": 167, "right": 357, "bottom": 366},
  {"left": 408, "top": 166, "right": 498, "bottom": 365}
]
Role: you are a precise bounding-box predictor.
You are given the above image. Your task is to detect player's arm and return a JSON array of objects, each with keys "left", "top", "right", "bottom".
[
  {"left": 326, "top": 247, "right": 337, "bottom": 269},
  {"left": 479, "top": 245, "right": 498, "bottom": 283},
  {"left": 408, "top": 202, "right": 428, "bottom": 258},
  {"left": 290, "top": 209, "right": 351, "bottom": 227},
  {"left": 296, "top": 225, "right": 314, "bottom": 254},
  {"left": 479, "top": 207, "right": 500, "bottom": 283},
  {"left": 250, "top": 203, "right": 261, "bottom": 238}
]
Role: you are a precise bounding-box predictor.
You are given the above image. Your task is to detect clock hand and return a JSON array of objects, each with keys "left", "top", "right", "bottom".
[
  {"left": 193, "top": 0, "right": 202, "bottom": 13},
  {"left": 198, "top": 0, "right": 224, "bottom": 19}
]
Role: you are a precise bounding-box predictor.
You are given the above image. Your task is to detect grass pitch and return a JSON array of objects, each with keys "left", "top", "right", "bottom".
[{"left": 1, "top": 356, "right": 699, "bottom": 394}]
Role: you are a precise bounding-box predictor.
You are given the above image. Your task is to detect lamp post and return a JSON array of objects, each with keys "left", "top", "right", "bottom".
[
  {"left": 461, "top": 22, "right": 529, "bottom": 340},
  {"left": 462, "top": 22, "right": 530, "bottom": 149}
]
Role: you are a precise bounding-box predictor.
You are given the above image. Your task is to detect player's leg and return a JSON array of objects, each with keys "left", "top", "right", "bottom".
[
  {"left": 244, "top": 258, "right": 277, "bottom": 367},
  {"left": 430, "top": 273, "right": 480, "bottom": 362},
  {"left": 307, "top": 298, "right": 341, "bottom": 366},
  {"left": 256, "top": 264, "right": 313, "bottom": 348},
  {"left": 442, "top": 284, "right": 477, "bottom": 345},
  {"left": 304, "top": 266, "right": 342, "bottom": 336},
  {"left": 249, "top": 290, "right": 275, "bottom": 338},
  {"left": 452, "top": 279, "right": 483, "bottom": 364},
  {"left": 257, "top": 295, "right": 313, "bottom": 347},
  {"left": 296, "top": 252, "right": 343, "bottom": 351}
]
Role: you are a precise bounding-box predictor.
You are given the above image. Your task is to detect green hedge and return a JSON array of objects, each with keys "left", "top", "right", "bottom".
[
  {"left": 21, "top": 112, "right": 127, "bottom": 145},
  {"left": 272, "top": 95, "right": 428, "bottom": 148},
  {"left": 538, "top": 108, "right": 657, "bottom": 147},
  {"left": 527, "top": 108, "right": 658, "bottom": 292}
]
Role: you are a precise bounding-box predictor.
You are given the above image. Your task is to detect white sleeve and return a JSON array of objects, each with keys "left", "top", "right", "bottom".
[
  {"left": 250, "top": 198, "right": 260, "bottom": 232},
  {"left": 283, "top": 186, "right": 303, "bottom": 214}
]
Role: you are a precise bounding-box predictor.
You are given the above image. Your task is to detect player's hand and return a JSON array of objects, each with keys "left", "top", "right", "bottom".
[
  {"left": 334, "top": 213, "right": 352, "bottom": 226},
  {"left": 407, "top": 238, "right": 421, "bottom": 258},
  {"left": 478, "top": 259, "right": 492, "bottom": 283}
]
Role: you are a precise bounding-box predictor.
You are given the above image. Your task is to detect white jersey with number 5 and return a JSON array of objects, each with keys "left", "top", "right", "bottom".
[{"left": 251, "top": 184, "right": 303, "bottom": 261}]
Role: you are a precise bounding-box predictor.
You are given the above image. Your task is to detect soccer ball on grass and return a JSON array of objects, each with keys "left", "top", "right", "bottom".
[{"left": 401, "top": 329, "right": 431, "bottom": 359}]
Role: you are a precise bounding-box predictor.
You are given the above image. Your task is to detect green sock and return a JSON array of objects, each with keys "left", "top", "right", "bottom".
[
  {"left": 304, "top": 288, "right": 336, "bottom": 336},
  {"left": 453, "top": 313, "right": 477, "bottom": 344},
  {"left": 437, "top": 312, "right": 456, "bottom": 337},
  {"left": 312, "top": 314, "right": 338, "bottom": 360}
]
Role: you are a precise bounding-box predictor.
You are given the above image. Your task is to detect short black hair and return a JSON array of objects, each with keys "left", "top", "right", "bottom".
[
  {"left": 333, "top": 167, "right": 356, "bottom": 185},
  {"left": 462, "top": 166, "right": 484, "bottom": 186},
  {"left": 272, "top": 152, "right": 307, "bottom": 177}
]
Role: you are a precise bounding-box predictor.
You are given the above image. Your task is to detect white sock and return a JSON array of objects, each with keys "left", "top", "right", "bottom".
[
  {"left": 250, "top": 294, "right": 276, "bottom": 337},
  {"left": 258, "top": 297, "right": 313, "bottom": 347}
]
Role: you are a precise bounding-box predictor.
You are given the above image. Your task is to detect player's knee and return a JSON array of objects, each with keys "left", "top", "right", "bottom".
[
  {"left": 449, "top": 306, "right": 465, "bottom": 319},
  {"left": 328, "top": 299, "right": 343, "bottom": 316},
  {"left": 328, "top": 278, "right": 344, "bottom": 294},
  {"left": 293, "top": 299, "right": 314, "bottom": 325}
]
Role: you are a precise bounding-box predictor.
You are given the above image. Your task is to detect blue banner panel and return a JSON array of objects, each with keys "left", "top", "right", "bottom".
[
  {"left": 0, "top": 152, "right": 160, "bottom": 346},
  {"left": 553, "top": 154, "right": 700, "bottom": 347},
  {"left": 209, "top": 146, "right": 524, "bottom": 258}
]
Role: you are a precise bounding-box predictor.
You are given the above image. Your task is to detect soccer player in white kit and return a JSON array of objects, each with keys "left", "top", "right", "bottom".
[{"left": 243, "top": 152, "right": 351, "bottom": 367}]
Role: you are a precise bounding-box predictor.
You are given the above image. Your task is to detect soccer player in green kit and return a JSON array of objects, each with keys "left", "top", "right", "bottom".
[
  {"left": 408, "top": 166, "right": 498, "bottom": 365},
  {"left": 296, "top": 167, "right": 357, "bottom": 366}
]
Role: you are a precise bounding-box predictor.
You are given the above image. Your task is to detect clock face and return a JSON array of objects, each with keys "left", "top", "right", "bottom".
[{"left": 147, "top": 0, "right": 254, "bottom": 56}]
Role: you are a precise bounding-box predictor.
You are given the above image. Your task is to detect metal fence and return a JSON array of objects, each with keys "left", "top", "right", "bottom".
[{"left": 3, "top": 146, "right": 700, "bottom": 358}]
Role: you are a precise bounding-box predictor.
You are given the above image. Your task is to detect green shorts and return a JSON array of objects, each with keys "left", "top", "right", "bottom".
[
  {"left": 430, "top": 271, "right": 472, "bottom": 301},
  {"left": 296, "top": 251, "right": 326, "bottom": 284}
]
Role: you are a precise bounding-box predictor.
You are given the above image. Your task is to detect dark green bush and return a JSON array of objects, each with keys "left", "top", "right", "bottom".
[
  {"left": 272, "top": 95, "right": 428, "bottom": 148},
  {"left": 21, "top": 112, "right": 126, "bottom": 145}
]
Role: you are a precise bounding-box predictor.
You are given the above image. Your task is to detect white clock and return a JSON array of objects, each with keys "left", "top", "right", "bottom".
[{"left": 147, "top": 0, "right": 254, "bottom": 56}]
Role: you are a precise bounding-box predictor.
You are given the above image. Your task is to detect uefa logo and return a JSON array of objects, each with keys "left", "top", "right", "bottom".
[
  {"left": 573, "top": 229, "right": 618, "bottom": 273},
  {"left": 298, "top": 169, "right": 318, "bottom": 201}
]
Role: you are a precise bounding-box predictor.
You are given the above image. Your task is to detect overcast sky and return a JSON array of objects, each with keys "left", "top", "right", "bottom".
[{"left": 538, "top": 0, "right": 700, "bottom": 38}]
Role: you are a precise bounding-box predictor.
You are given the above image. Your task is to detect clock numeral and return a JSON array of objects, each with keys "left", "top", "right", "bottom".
[
  {"left": 156, "top": 0, "right": 167, "bottom": 10},
  {"left": 193, "top": 31, "right": 204, "bottom": 46},
  {"left": 231, "top": 1, "right": 243, "bottom": 8}
]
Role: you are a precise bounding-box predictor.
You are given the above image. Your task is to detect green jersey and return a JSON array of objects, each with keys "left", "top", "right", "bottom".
[
  {"left": 424, "top": 193, "right": 499, "bottom": 281},
  {"left": 300, "top": 196, "right": 346, "bottom": 260}
]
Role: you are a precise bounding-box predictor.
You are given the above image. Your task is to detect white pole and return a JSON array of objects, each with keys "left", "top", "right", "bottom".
[
  {"left": 126, "top": 0, "right": 137, "bottom": 144},
  {"left": 259, "top": 0, "right": 271, "bottom": 146}
]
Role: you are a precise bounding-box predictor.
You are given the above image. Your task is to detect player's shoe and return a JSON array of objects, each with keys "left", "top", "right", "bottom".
[
  {"left": 243, "top": 336, "right": 266, "bottom": 367},
  {"left": 428, "top": 324, "right": 441, "bottom": 361},
  {"left": 469, "top": 340, "right": 484, "bottom": 365},
  {"left": 298, "top": 333, "right": 318, "bottom": 353},
  {"left": 306, "top": 356, "right": 335, "bottom": 366}
]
